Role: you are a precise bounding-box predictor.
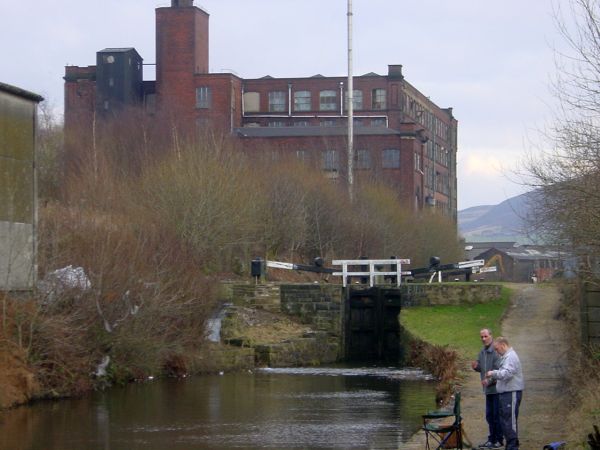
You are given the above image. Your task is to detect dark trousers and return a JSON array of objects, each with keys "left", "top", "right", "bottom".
[
  {"left": 485, "top": 393, "right": 503, "bottom": 444},
  {"left": 499, "top": 391, "right": 523, "bottom": 450}
]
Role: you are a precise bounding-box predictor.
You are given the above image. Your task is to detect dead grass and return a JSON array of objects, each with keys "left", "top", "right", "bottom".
[
  {"left": 402, "top": 329, "right": 459, "bottom": 404},
  {"left": 221, "top": 307, "right": 311, "bottom": 346},
  {"left": 0, "top": 338, "right": 40, "bottom": 408}
]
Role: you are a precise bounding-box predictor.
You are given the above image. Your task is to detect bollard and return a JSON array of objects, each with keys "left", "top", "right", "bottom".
[{"left": 250, "top": 257, "right": 265, "bottom": 283}]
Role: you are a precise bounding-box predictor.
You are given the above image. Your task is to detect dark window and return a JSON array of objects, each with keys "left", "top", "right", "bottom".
[
  {"left": 372, "top": 88, "right": 387, "bottom": 109},
  {"left": 294, "top": 91, "right": 311, "bottom": 111},
  {"left": 322, "top": 150, "right": 339, "bottom": 171},
  {"left": 196, "top": 86, "right": 211, "bottom": 109},
  {"left": 382, "top": 149, "right": 400, "bottom": 168},
  {"left": 320, "top": 90, "right": 337, "bottom": 111},
  {"left": 345, "top": 89, "right": 363, "bottom": 110},
  {"left": 355, "top": 149, "right": 371, "bottom": 169},
  {"left": 296, "top": 150, "right": 307, "bottom": 163},
  {"left": 268, "top": 91, "right": 286, "bottom": 112}
]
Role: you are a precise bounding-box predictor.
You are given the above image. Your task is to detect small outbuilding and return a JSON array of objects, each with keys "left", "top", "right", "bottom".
[
  {"left": 0, "top": 82, "right": 43, "bottom": 291},
  {"left": 469, "top": 243, "right": 568, "bottom": 283}
]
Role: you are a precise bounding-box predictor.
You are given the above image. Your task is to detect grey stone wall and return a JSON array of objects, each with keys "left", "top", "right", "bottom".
[
  {"left": 254, "top": 332, "right": 339, "bottom": 367},
  {"left": 231, "top": 283, "right": 281, "bottom": 312},
  {"left": 279, "top": 284, "right": 343, "bottom": 336},
  {"left": 400, "top": 283, "right": 503, "bottom": 307}
]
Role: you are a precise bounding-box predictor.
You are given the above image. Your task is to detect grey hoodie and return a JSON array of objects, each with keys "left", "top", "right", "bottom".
[
  {"left": 490, "top": 347, "right": 524, "bottom": 393},
  {"left": 474, "top": 342, "right": 501, "bottom": 394}
]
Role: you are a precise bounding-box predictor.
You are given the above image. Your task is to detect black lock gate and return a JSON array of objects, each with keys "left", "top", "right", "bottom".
[{"left": 344, "top": 287, "right": 402, "bottom": 361}]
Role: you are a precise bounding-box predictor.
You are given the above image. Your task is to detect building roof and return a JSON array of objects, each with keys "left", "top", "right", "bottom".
[
  {"left": 505, "top": 246, "right": 565, "bottom": 261},
  {"left": 477, "top": 245, "right": 567, "bottom": 261},
  {"left": 234, "top": 125, "right": 409, "bottom": 138},
  {"left": 0, "top": 82, "right": 43, "bottom": 102},
  {"left": 99, "top": 47, "right": 137, "bottom": 53},
  {"left": 465, "top": 241, "right": 517, "bottom": 260},
  {"left": 98, "top": 48, "right": 143, "bottom": 60}
]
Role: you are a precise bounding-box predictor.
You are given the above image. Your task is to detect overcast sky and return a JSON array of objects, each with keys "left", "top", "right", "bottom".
[{"left": 1, "top": 0, "right": 564, "bottom": 210}]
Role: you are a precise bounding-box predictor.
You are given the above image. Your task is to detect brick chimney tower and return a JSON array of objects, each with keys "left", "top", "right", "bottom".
[{"left": 155, "top": 0, "right": 209, "bottom": 118}]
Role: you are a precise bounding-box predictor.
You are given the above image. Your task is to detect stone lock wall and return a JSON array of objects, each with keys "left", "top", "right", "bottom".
[
  {"left": 400, "top": 283, "right": 502, "bottom": 306},
  {"left": 231, "top": 283, "right": 281, "bottom": 312},
  {"left": 279, "top": 284, "right": 343, "bottom": 336},
  {"left": 223, "top": 282, "right": 503, "bottom": 367}
]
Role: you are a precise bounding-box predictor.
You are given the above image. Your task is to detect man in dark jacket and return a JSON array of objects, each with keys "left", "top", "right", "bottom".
[{"left": 472, "top": 328, "right": 503, "bottom": 448}]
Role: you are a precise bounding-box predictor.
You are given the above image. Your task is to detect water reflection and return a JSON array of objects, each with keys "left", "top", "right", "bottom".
[{"left": 0, "top": 366, "right": 436, "bottom": 450}]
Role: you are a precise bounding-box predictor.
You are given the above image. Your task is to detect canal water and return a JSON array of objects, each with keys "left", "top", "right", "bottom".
[{"left": 0, "top": 366, "right": 436, "bottom": 450}]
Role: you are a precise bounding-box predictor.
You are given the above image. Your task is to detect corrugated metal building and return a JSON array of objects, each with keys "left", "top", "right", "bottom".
[{"left": 0, "top": 82, "right": 43, "bottom": 290}]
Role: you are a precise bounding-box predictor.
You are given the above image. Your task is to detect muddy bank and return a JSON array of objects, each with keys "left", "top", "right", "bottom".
[
  {"left": 0, "top": 304, "right": 337, "bottom": 410},
  {"left": 401, "top": 328, "right": 460, "bottom": 404},
  {"left": 0, "top": 346, "right": 39, "bottom": 409}
]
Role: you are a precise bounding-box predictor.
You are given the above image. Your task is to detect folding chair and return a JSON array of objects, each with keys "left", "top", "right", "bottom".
[{"left": 422, "top": 391, "right": 463, "bottom": 450}]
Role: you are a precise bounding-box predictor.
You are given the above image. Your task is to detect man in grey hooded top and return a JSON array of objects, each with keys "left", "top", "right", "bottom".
[
  {"left": 486, "top": 336, "right": 525, "bottom": 450},
  {"left": 472, "top": 328, "right": 503, "bottom": 448}
]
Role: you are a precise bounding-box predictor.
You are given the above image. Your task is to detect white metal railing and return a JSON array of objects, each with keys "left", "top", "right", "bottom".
[{"left": 331, "top": 259, "right": 411, "bottom": 287}]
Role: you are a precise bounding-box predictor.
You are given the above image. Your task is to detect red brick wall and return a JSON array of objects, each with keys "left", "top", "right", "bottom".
[
  {"left": 156, "top": 6, "right": 209, "bottom": 117},
  {"left": 64, "top": 66, "right": 97, "bottom": 171},
  {"left": 194, "top": 74, "right": 243, "bottom": 132},
  {"left": 237, "top": 132, "right": 428, "bottom": 206}
]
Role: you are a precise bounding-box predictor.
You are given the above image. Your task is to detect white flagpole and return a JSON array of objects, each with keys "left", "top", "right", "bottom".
[{"left": 347, "top": 0, "right": 354, "bottom": 201}]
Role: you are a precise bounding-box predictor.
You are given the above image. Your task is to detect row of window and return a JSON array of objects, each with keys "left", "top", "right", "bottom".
[
  {"left": 241, "top": 88, "right": 387, "bottom": 113},
  {"left": 294, "top": 148, "right": 401, "bottom": 171},
  {"left": 423, "top": 165, "right": 451, "bottom": 195},
  {"left": 197, "top": 87, "right": 385, "bottom": 111},
  {"left": 197, "top": 86, "right": 450, "bottom": 143},
  {"left": 265, "top": 117, "right": 387, "bottom": 128},
  {"left": 197, "top": 86, "right": 387, "bottom": 111},
  {"left": 403, "top": 93, "right": 450, "bottom": 141},
  {"left": 426, "top": 141, "right": 450, "bottom": 167}
]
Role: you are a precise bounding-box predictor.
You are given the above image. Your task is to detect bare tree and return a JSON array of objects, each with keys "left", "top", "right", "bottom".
[{"left": 523, "top": 0, "right": 600, "bottom": 274}]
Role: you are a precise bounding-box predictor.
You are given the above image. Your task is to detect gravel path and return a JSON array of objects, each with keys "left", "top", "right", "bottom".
[{"left": 404, "top": 283, "right": 570, "bottom": 449}]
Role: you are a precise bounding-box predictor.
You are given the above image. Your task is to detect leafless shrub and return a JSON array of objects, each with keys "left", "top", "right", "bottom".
[
  {"left": 28, "top": 106, "right": 465, "bottom": 395},
  {"left": 404, "top": 331, "right": 459, "bottom": 404}
]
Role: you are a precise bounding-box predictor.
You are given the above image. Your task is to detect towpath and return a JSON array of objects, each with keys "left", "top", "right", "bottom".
[{"left": 404, "top": 283, "right": 570, "bottom": 449}]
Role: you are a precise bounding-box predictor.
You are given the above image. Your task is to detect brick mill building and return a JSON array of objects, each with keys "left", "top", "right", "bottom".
[{"left": 64, "top": 0, "right": 458, "bottom": 219}]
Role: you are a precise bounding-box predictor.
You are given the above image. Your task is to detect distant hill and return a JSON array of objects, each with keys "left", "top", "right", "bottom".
[{"left": 458, "top": 192, "right": 537, "bottom": 244}]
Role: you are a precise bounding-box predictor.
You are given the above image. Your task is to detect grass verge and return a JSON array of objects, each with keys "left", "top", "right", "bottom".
[{"left": 400, "top": 284, "right": 511, "bottom": 359}]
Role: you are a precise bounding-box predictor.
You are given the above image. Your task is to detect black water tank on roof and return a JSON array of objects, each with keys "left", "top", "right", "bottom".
[{"left": 96, "top": 48, "right": 144, "bottom": 114}]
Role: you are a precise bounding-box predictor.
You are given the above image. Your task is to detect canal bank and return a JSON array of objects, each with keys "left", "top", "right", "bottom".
[
  {"left": 403, "top": 284, "right": 571, "bottom": 449},
  {"left": 0, "top": 282, "right": 502, "bottom": 410},
  {"left": 0, "top": 365, "right": 438, "bottom": 449}
]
